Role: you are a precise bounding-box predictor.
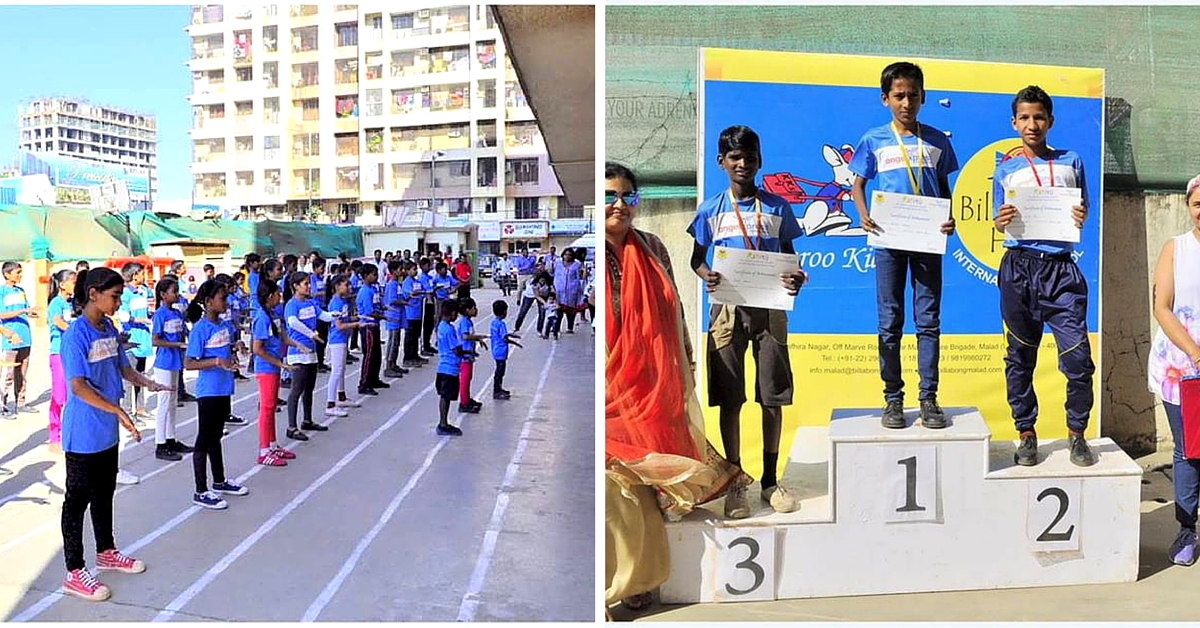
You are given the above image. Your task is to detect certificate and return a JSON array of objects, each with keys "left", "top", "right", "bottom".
[
  {"left": 1004, "top": 186, "right": 1081, "bottom": 243},
  {"left": 866, "top": 191, "right": 950, "bottom": 255},
  {"left": 709, "top": 246, "right": 798, "bottom": 312}
]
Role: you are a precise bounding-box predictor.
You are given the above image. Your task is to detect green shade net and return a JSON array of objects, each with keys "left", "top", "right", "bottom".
[{"left": 607, "top": 5, "right": 1194, "bottom": 197}]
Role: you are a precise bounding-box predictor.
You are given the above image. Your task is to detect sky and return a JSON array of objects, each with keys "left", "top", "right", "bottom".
[{"left": 0, "top": 5, "right": 193, "bottom": 200}]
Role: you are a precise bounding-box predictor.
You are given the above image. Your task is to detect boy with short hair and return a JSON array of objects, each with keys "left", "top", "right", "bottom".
[
  {"left": 490, "top": 300, "right": 522, "bottom": 399},
  {"left": 992, "top": 85, "right": 1095, "bottom": 467},
  {"left": 382, "top": 261, "right": 409, "bottom": 379},
  {"left": 435, "top": 299, "right": 465, "bottom": 436},
  {"left": 688, "top": 125, "right": 807, "bottom": 519},
  {"left": 401, "top": 261, "right": 428, "bottom": 368},
  {"left": 849, "top": 61, "right": 959, "bottom": 431},
  {"left": 355, "top": 264, "right": 388, "bottom": 395}
]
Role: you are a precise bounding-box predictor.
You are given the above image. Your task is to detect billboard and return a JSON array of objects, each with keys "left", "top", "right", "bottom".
[
  {"left": 19, "top": 151, "right": 150, "bottom": 197},
  {"left": 696, "top": 48, "right": 1103, "bottom": 476}
]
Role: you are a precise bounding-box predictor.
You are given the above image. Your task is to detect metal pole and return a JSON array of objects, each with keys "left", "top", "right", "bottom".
[{"left": 429, "top": 154, "right": 436, "bottom": 212}]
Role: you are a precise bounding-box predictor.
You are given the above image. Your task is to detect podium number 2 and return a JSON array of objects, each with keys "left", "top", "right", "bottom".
[
  {"left": 1036, "top": 487, "right": 1074, "bottom": 542},
  {"left": 896, "top": 456, "right": 926, "bottom": 513},
  {"left": 724, "top": 537, "right": 764, "bottom": 596},
  {"left": 1027, "top": 479, "right": 1081, "bottom": 551}
]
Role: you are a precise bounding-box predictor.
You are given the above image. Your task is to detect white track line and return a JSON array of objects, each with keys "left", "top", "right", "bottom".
[
  {"left": 457, "top": 342, "right": 557, "bottom": 622},
  {"left": 300, "top": 371, "right": 497, "bottom": 622}
]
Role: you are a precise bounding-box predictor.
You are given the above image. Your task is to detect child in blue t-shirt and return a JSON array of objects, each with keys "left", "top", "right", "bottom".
[
  {"left": 0, "top": 261, "right": 39, "bottom": 417},
  {"left": 382, "top": 261, "right": 410, "bottom": 378},
  {"left": 355, "top": 264, "right": 387, "bottom": 394},
  {"left": 455, "top": 298, "right": 487, "bottom": 413},
  {"left": 324, "top": 275, "right": 362, "bottom": 418},
  {"left": 401, "top": 261, "right": 429, "bottom": 367},
  {"left": 490, "top": 300, "right": 523, "bottom": 400},
  {"left": 849, "top": 61, "right": 959, "bottom": 431},
  {"left": 150, "top": 277, "right": 192, "bottom": 462},
  {"left": 250, "top": 279, "right": 296, "bottom": 467},
  {"left": 47, "top": 269, "right": 76, "bottom": 451},
  {"left": 435, "top": 299, "right": 466, "bottom": 437},
  {"left": 686, "top": 125, "right": 807, "bottom": 519},
  {"left": 185, "top": 280, "right": 248, "bottom": 511},
  {"left": 59, "top": 267, "right": 165, "bottom": 601},
  {"left": 284, "top": 271, "right": 336, "bottom": 439},
  {"left": 991, "top": 85, "right": 1095, "bottom": 468},
  {"left": 118, "top": 263, "right": 153, "bottom": 421}
]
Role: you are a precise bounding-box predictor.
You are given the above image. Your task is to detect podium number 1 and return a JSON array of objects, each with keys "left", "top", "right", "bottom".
[
  {"left": 883, "top": 445, "right": 937, "bottom": 523},
  {"left": 896, "top": 456, "right": 926, "bottom": 513}
]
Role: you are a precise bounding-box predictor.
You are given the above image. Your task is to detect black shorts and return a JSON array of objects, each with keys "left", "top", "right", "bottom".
[{"left": 436, "top": 373, "right": 460, "bottom": 400}]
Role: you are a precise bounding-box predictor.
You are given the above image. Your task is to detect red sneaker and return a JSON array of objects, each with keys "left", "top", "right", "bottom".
[
  {"left": 257, "top": 451, "right": 288, "bottom": 467},
  {"left": 96, "top": 548, "right": 146, "bottom": 574},
  {"left": 62, "top": 568, "right": 111, "bottom": 601},
  {"left": 272, "top": 447, "right": 296, "bottom": 460}
]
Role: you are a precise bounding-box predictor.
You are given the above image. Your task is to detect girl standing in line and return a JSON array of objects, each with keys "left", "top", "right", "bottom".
[
  {"left": 185, "top": 280, "right": 249, "bottom": 510},
  {"left": 284, "top": 272, "right": 333, "bottom": 440},
  {"left": 324, "top": 275, "right": 362, "bottom": 419},
  {"left": 455, "top": 297, "right": 486, "bottom": 414},
  {"left": 0, "top": 261, "right": 39, "bottom": 418},
  {"left": 118, "top": 263, "right": 153, "bottom": 420},
  {"left": 251, "top": 280, "right": 297, "bottom": 466},
  {"left": 59, "top": 268, "right": 169, "bottom": 601},
  {"left": 47, "top": 269, "right": 76, "bottom": 452},
  {"left": 150, "top": 277, "right": 193, "bottom": 462}
]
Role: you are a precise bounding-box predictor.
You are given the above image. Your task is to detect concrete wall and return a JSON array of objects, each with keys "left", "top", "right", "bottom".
[{"left": 628, "top": 191, "right": 1192, "bottom": 456}]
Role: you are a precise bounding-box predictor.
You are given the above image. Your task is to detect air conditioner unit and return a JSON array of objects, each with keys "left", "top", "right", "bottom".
[
  {"left": 416, "top": 199, "right": 430, "bottom": 208},
  {"left": 418, "top": 9, "right": 430, "bottom": 18}
]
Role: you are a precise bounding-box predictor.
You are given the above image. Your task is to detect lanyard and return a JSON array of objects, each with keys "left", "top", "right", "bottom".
[
  {"left": 727, "top": 188, "right": 763, "bottom": 251},
  {"left": 890, "top": 122, "right": 925, "bottom": 195},
  {"left": 1022, "top": 150, "right": 1055, "bottom": 187}
]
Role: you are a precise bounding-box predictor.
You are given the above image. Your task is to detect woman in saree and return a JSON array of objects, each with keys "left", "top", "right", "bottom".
[{"left": 605, "top": 162, "right": 746, "bottom": 614}]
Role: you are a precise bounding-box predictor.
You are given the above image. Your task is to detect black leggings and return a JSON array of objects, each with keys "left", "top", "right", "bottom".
[
  {"left": 421, "top": 302, "right": 436, "bottom": 352},
  {"left": 359, "top": 327, "right": 382, "bottom": 386},
  {"left": 194, "top": 396, "right": 230, "bottom": 493},
  {"left": 494, "top": 359, "right": 507, "bottom": 393},
  {"left": 3, "top": 345, "right": 32, "bottom": 406},
  {"left": 404, "top": 319, "right": 421, "bottom": 362},
  {"left": 62, "top": 445, "right": 118, "bottom": 571},
  {"left": 316, "top": 320, "right": 329, "bottom": 367},
  {"left": 287, "top": 363, "right": 318, "bottom": 428}
]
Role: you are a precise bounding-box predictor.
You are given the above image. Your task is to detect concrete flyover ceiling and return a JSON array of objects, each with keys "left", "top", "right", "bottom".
[{"left": 494, "top": 5, "right": 594, "bottom": 210}]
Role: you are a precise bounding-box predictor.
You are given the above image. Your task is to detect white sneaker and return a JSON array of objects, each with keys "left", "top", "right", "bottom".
[
  {"left": 335, "top": 399, "right": 362, "bottom": 408},
  {"left": 325, "top": 407, "right": 349, "bottom": 418},
  {"left": 115, "top": 469, "right": 140, "bottom": 485}
]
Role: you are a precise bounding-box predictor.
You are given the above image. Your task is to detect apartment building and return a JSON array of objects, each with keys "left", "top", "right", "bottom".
[
  {"left": 17, "top": 98, "right": 158, "bottom": 206},
  {"left": 187, "top": 3, "right": 588, "bottom": 254}
]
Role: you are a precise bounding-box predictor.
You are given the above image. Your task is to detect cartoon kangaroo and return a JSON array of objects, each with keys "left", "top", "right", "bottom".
[{"left": 798, "top": 144, "right": 867, "bottom": 237}]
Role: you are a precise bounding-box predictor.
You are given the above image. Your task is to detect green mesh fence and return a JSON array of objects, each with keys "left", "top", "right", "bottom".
[{"left": 607, "top": 5, "right": 1198, "bottom": 196}]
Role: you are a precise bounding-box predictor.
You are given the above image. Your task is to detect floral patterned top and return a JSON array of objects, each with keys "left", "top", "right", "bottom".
[{"left": 1149, "top": 231, "right": 1200, "bottom": 404}]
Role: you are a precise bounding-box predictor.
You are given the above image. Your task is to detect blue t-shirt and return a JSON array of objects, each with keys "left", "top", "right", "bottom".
[
  {"left": 285, "top": 296, "right": 320, "bottom": 357},
  {"left": 432, "top": 273, "right": 456, "bottom": 301},
  {"left": 350, "top": 273, "right": 362, "bottom": 293},
  {"left": 490, "top": 318, "right": 510, "bottom": 361},
  {"left": 848, "top": 122, "right": 959, "bottom": 197},
  {"left": 119, "top": 285, "right": 153, "bottom": 360},
  {"left": 327, "top": 295, "right": 351, "bottom": 345},
  {"left": 402, "top": 276, "right": 424, "bottom": 321},
  {"left": 417, "top": 272, "right": 435, "bottom": 303},
  {"left": 61, "top": 317, "right": 128, "bottom": 453},
  {"left": 151, "top": 306, "right": 186, "bottom": 372},
  {"left": 251, "top": 309, "right": 282, "bottom": 375},
  {"left": 456, "top": 315, "right": 475, "bottom": 361},
  {"left": 356, "top": 284, "right": 379, "bottom": 328},
  {"left": 310, "top": 272, "right": 326, "bottom": 301},
  {"left": 48, "top": 295, "right": 74, "bottom": 355},
  {"left": 0, "top": 284, "right": 32, "bottom": 350},
  {"left": 687, "top": 188, "right": 803, "bottom": 253},
  {"left": 186, "top": 317, "right": 235, "bottom": 398},
  {"left": 992, "top": 148, "right": 1088, "bottom": 256},
  {"left": 383, "top": 279, "right": 404, "bottom": 331},
  {"left": 249, "top": 271, "right": 261, "bottom": 310},
  {"left": 436, "top": 319, "right": 461, "bottom": 375}
]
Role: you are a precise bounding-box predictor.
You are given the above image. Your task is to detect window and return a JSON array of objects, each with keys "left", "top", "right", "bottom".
[
  {"left": 428, "top": 45, "right": 470, "bottom": 73},
  {"left": 263, "top": 61, "right": 278, "bottom": 88},
  {"left": 447, "top": 198, "right": 471, "bottom": 216},
  {"left": 335, "top": 22, "right": 358, "bottom": 47},
  {"left": 429, "top": 83, "right": 468, "bottom": 112},
  {"left": 291, "top": 26, "right": 318, "bottom": 53},
  {"left": 263, "top": 98, "right": 279, "bottom": 124},
  {"left": 292, "top": 133, "right": 319, "bottom": 157},
  {"left": 235, "top": 66, "right": 253, "bottom": 82},
  {"left": 335, "top": 95, "right": 358, "bottom": 118},
  {"left": 365, "top": 128, "right": 383, "bottom": 153},
  {"left": 336, "top": 167, "right": 358, "bottom": 192},
  {"left": 391, "top": 13, "right": 413, "bottom": 30},
  {"left": 298, "top": 98, "right": 320, "bottom": 121},
  {"left": 506, "top": 121, "right": 540, "bottom": 148},
  {"left": 335, "top": 58, "right": 358, "bottom": 84},
  {"left": 263, "top": 26, "right": 278, "bottom": 52},
  {"left": 264, "top": 169, "right": 280, "bottom": 195},
  {"left": 235, "top": 171, "right": 255, "bottom": 188},
  {"left": 234, "top": 136, "right": 254, "bottom": 153},
  {"left": 293, "top": 62, "right": 319, "bottom": 87},
  {"left": 514, "top": 197, "right": 539, "bottom": 220},
  {"left": 234, "top": 101, "right": 253, "bottom": 116},
  {"left": 263, "top": 135, "right": 281, "bottom": 160},
  {"left": 508, "top": 158, "right": 539, "bottom": 185},
  {"left": 476, "top": 121, "right": 497, "bottom": 148},
  {"left": 447, "top": 160, "right": 470, "bottom": 178},
  {"left": 335, "top": 133, "right": 358, "bottom": 156},
  {"left": 483, "top": 198, "right": 497, "bottom": 213},
  {"left": 337, "top": 202, "right": 359, "bottom": 223},
  {"left": 476, "top": 41, "right": 496, "bottom": 70},
  {"left": 365, "top": 52, "right": 382, "bottom": 80},
  {"left": 390, "top": 49, "right": 418, "bottom": 77},
  {"left": 506, "top": 81, "right": 527, "bottom": 108},
  {"left": 477, "top": 157, "right": 497, "bottom": 187},
  {"left": 559, "top": 205, "right": 585, "bottom": 219},
  {"left": 293, "top": 168, "right": 319, "bottom": 194},
  {"left": 364, "top": 89, "right": 383, "bottom": 116},
  {"left": 476, "top": 79, "right": 497, "bottom": 109}
]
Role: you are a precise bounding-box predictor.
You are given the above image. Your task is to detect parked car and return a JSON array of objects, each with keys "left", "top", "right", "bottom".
[{"left": 478, "top": 254, "right": 497, "bottom": 277}]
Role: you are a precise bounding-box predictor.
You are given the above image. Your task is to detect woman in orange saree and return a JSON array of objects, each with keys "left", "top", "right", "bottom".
[{"left": 605, "top": 163, "right": 745, "bottom": 615}]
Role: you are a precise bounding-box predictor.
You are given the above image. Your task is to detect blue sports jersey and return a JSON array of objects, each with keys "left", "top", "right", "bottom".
[
  {"left": 249, "top": 271, "right": 261, "bottom": 310},
  {"left": 186, "top": 317, "right": 235, "bottom": 398},
  {"left": 327, "top": 295, "right": 351, "bottom": 345},
  {"left": 285, "top": 296, "right": 321, "bottom": 359},
  {"left": 436, "top": 319, "right": 461, "bottom": 375},
  {"left": 383, "top": 279, "right": 403, "bottom": 332},
  {"left": 848, "top": 122, "right": 959, "bottom": 197},
  {"left": 432, "top": 273, "right": 455, "bottom": 301},
  {"left": 47, "top": 295, "right": 73, "bottom": 355},
  {"left": 61, "top": 317, "right": 128, "bottom": 453},
  {"left": 490, "top": 318, "right": 509, "bottom": 361},
  {"left": 456, "top": 315, "right": 475, "bottom": 361},
  {"left": 151, "top": 306, "right": 186, "bottom": 371},
  {"left": 356, "top": 284, "right": 379, "bottom": 327},
  {"left": 687, "top": 188, "right": 803, "bottom": 253},
  {"left": 0, "top": 283, "right": 32, "bottom": 350},
  {"left": 401, "top": 276, "right": 424, "bottom": 321},
  {"left": 992, "top": 148, "right": 1088, "bottom": 256},
  {"left": 251, "top": 309, "right": 282, "bottom": 375}
]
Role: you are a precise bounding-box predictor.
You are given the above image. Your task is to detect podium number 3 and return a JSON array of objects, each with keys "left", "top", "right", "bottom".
[
  {"left": 724, "top": 537, "right": 765, "bottom": 596},
  {"left": 897, "top": 456, "right": 926, "bottom": 513},
  {"left": 1036, "top": 487, "right": 1075, "bottom": 542}
]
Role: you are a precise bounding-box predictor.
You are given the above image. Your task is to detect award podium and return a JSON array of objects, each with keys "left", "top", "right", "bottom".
[{"left": 660, "top": 408, "right": 1141, "bottom": 603}]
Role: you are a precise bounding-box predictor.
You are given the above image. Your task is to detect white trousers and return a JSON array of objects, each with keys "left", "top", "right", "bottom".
[
  {"left": 153, "top": 368, "right": 178, "bottom": 445},
  {"left": 326, "top": 343, "right": 347, "bottom": 404}
]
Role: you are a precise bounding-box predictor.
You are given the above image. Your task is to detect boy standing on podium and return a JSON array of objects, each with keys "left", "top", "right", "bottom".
[
  {"left": 992, "top": 85, "right": 1096, "bottom": 468},
  {"left": 688, "top": 125, "right": 807, "bottom": 519},
  {"left": 849, "top": 61, "right": 959, "bottom": 431}
]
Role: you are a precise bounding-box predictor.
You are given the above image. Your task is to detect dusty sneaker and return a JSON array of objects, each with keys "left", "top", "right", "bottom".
[
  {"left": 724, "top": 481, "right": 751, "bottom": 519},
  {"left": 761, "top": 484, "right": 800, "bottom": 514}
]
